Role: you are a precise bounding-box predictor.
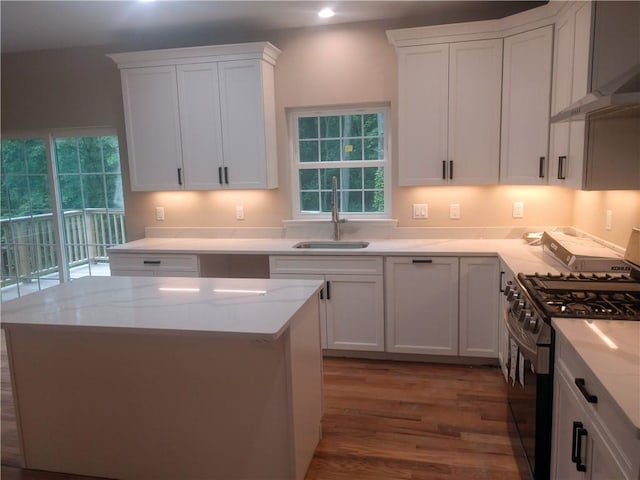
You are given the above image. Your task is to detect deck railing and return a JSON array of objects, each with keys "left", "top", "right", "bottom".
[{"left": 1, "top": 209, "right": 126, "bottom": 284}]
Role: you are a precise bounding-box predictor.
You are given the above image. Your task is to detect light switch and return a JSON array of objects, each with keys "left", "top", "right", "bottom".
[
  {"left": 412, "top": 203, "right": 428, "bottom": 219},
  {"left": 513, "top": 202, "right": 524, "bottom": 219},
  {"left": 449, "top": 204, "right": 460, "bottom": 219},
  {"left": 236, "top": 205, "right": 245, "bottom": 220},
  {"left": 155, "top": 206, "right": 165, "bottom": 221},
  {"left": 605, "top": 210, "right": 613, "bottom": 230}
]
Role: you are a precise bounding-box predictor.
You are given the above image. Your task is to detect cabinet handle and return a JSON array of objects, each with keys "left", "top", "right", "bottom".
[
  {"left": 442, "top": 160, "right": 447, "bottom": 180},
  {"left": 326, "top": 280, "right": 331, "bottom": 300},
  {"left": 224, "top": 166, "right": 229, "bottom": 185},
  {"left": 575, "top": 378, "right": 598, "bottom": 403},
  {"left": 143, "top": 260, "right": 161, "bottom": 265},
  {"left": 571, "top": 421, "right": 588, "bottom": 473},
  {"left": 412, "top": 259, "right": 433, "bottom": 264},
  {"left": 320, "top": 286, "right": 324, "bottom": 300},
  {"left": 557, "top": 156, "right": 567, "bottom": 180},
  {"left": 449, "top": 160, "right": 453, "bottom": 180},
  {"left": 499, "top": 271, "right": 505, "bottom": 293},
  {"left": 218, "top": 167, "right": 223, "bottom": 185},
  {"left": 177, "top": 168, "right": 183, "bottom": 186},
  {"left": 539, "top": 157, "right": 545, "bottom": 178}
]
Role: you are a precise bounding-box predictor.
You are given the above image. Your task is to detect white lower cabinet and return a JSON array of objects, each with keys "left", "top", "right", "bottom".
[
  {"left": 269, "top": 256, "right": 384, "bottom": 351},
  {"left": 385, "top": 257, "right": 459, "bottom": 354},
  {"left": 385, "top": 256, "right": 499, "bottom": 358},
  {"left": 552, "top": 329, "right": 637, "bottom": 480}
]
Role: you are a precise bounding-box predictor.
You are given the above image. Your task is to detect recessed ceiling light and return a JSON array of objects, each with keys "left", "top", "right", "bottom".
[{"left": 318, "top": 8, "right": 335, "bottom": 19}]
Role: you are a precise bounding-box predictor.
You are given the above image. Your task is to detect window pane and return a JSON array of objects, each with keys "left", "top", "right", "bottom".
[
  {"left": 320, "top": 140, "right": 340, "bottom": 162},
  {"left": 363, "top": 113, "right": 383, "bottom": 136},
  {"left": 299, "top": 169, "right": 319, "bottom": 190},
  {"left": 106, "top": 174, "right": 124, "bottom": 209},
  {"left": 5, "top": 175, "right": 30, "bottom": 216},
  {"left": 79, "top": 137, "right": 104, "bottom": 173},
  {"left": 364, "top": 190, "right": 384, "bottom": 213},
  {"left": 342, "top": 115, "right": 362, "bottom": 137},
  {"left": 1, "top": 140, "right": 26, "bottom": 174},
  {"left": 299, "top": 140, "right": 319, "bottom": 163},
  {"left": 83, "top": 175, "right": 107, "bottom": 208},
  {"left": 300, "top": 192, "right": 320, "bottom": 212},
  {"left": 342, "top": 168, "right": 362, "bottom": 189},
  {"left": 55, "top": 138, "right": 79, "bottom": 173},
  {"left": 320, "top": 168, "right": 340, "bottom": 189},
  {"left": 27, "top": 175, "right": 52, "bottom": 215},
  {"left": 320, "top": 191, "right": 333, "bottom": 213},
  {"left": 363, "top": 167, "right": 383, "bottom": 188},
  {"left": 343, "top": 191, "right": 363, "bottom": 213},
  {"left": 298, "top": 117, "right": 318, "bottom": 139},
  {"left": 58, "top": 175, "right": 83, "bottom": 209},
  {"left": 342, "top": 139, "right": 362, "bottom": 160},
  {"left": 102, "top": 137, "right": 121, "bottom": 173},
  {"left": 319, "top": 116, "right": 340, "bottom": 138},
  {"left": 26, "top": 140, "right": 47, "bottom": 174},
  {"left": 364, "top": 137, "right": 384, "bottom": 160}
]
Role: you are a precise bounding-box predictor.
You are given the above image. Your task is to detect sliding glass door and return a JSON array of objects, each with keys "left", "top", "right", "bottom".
[{"left": 1, "top": 129, "right": 126, "bottom": 301}]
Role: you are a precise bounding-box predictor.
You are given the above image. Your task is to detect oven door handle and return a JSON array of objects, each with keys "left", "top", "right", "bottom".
[{"left": 503, "top": 309, "right": 550, "bottom": 374}]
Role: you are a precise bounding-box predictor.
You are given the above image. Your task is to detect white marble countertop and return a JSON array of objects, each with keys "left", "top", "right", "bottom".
[
  {"left": 107, "top": 237, "right": 566, "bottom": 276},
  {"left": 552, "top": 318, "right": 640, "bottom": 434},
  {"left": 1, "top": 276, "right": 323, "bottom": 341}
]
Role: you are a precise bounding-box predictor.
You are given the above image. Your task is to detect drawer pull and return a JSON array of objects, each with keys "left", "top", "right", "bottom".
[
  {"left": 571, "top": 421, "right": 588, "bottom": 472},
  {"left": 575, "top": 378, "right": 598, "bottom": 404},
  {"left": 143, "top": 260, "right": 162, "bottom": 265},
  {"left": 412, "top": 259, "right": 433, "bottom": 264}
]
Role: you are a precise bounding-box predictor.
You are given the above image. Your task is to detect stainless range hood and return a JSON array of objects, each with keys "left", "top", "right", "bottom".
[
  {"left": 551, "top": 1, "right": 640, "bottom": 123},
  {"left": 550, "top": 65, "right": 640, "bottom": 122}
]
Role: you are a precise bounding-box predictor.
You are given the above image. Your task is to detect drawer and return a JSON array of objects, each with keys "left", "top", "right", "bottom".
[
  {"left": 555, "top": 332, "right": 639, "bottom": 474},
  {"left": 269, "top": 256, "right": 383, "bottom": 276},
  {"left": 109, "top": 253, "right": 200, "bottom": 274}
]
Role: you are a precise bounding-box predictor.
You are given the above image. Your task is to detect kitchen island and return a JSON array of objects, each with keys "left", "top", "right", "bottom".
[{"left": 1, "top": 276, "right": 324, "bottom": 480}]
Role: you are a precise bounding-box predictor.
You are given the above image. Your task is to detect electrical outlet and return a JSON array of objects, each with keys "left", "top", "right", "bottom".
[
  {"left": 605, "top": 210, "right": 613, "bottom": 231},
  {"left": 155, "top": 206, "right": 165, "bottom": 221},
  {"left": 412, "top": 203, "right": 428, "bottom": 219},
  {"left": 512, "top": 201, "right": 524, "bottom": 219},
  {"left": 235, "top": 205, "right": 245, "bottom": 220},
  {"left": 449, "top": 203, "right": 460, "bottom": 220}
]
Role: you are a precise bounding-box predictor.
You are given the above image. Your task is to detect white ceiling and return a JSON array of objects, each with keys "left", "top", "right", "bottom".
[{"left": 1, "top": 0, "right": 547, "bottom": 54}]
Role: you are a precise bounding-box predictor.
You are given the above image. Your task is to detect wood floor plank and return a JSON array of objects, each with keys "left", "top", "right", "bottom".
[{"left": 2, "top": 331, "right": 527, "bottom": 479}]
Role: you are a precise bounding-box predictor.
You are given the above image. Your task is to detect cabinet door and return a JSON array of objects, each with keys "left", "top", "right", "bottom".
[
  {"left": 459, "top": 257, "right": 500, "bottom": 358},
  {"left": 397, "top": 44, "right": 449, "bottom": 186},
  {"left": 177, "top": 63, "right": 224, "bottom": 190},
  {"left": 385, "top": 257, "right": 459, "bottom": 355},
  {"left": 218, "top": 60, "right": 270, "bottom": 189},
  {"left": 549, "top": 2, "right": 591, "bottom": 189},
  {"left": 552, "top": 367, "right": 590, "bottom": 480},
  {"left": 500, "top": 26, "right": 553, "bottom": 185},
  {"left": 325, "top": 274, "right": 384, "bottom": 351},
  {"left": 448, "top": 39, "right": 502, "bottom": 185},
  {"left": 120, "top": 66, "right": 183, "bottom": 191}
]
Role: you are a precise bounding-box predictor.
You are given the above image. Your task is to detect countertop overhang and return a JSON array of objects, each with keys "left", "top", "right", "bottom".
[{"left": 1, "top": 276, "right": 323, "bottom": 341}]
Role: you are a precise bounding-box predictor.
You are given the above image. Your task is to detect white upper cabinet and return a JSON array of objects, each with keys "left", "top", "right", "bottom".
[
  {"left": 120, "top": 66, "right": 184, "bottom": 191},
  {"left": 500, "top": 26, "right": 553, "bottom": 185},
  {"left": 109, "top": 42, "right": 280, "bottom": 191},
  {"left": 396, "top": 39, "right": 502, "bottom": 186},
  {"left": 549, "top": 2, "right": 592, "bottom": 188}
]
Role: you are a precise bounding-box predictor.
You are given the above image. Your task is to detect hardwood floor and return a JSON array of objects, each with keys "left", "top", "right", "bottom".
[{"left": 2, "top": 330, "right": 527, "bottom": 479}]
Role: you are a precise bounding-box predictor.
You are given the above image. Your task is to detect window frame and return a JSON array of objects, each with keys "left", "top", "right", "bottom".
[{"left": 289, "top": 104, "right": 392, "bottom": 220}]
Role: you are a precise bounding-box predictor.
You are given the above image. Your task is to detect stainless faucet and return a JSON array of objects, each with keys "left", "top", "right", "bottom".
[{"left": 331, "top": 176, "right": 346, "bottom": 241}]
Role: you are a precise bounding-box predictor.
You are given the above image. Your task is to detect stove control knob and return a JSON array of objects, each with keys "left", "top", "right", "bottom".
[
  {"left": 503, "top": 283, "right": 513, "bottom": 297},
  {"left": 512, "top": 300, "right": 525, "bottom": 316},
  {"left": 507, "top": 289, "right": 520, "bottom": 301},
  {"left": 518, "top": 309, "right": 532, "bottom": 324},
  {"left": 525, "top": 316, "right": 540, "bottom": 333}
]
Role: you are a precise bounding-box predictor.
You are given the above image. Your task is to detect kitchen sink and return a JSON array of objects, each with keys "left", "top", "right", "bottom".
[{"left": 293, "top": 241, "right": 370, "bottom": 249}]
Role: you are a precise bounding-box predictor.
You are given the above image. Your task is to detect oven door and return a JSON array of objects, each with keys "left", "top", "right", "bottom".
[{"left": 504, "top": 309, "right": 553, "bottom": 480}]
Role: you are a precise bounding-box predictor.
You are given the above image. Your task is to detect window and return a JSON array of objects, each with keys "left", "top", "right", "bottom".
[
  {"left": 291, "top": 105, "right": 390, "bottom": 218},
  {"left": 1, "top": 129, "right": 126, "bottom": 301}
]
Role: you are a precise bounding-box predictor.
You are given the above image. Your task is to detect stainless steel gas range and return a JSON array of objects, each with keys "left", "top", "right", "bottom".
[{"left": 503, "top": 266, "right": 640, "bottom": 480}]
